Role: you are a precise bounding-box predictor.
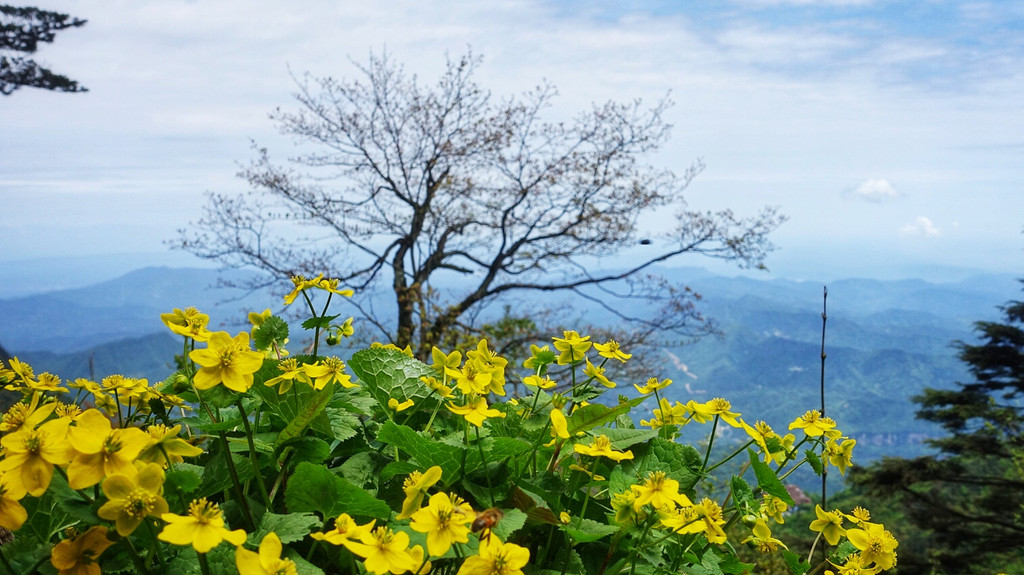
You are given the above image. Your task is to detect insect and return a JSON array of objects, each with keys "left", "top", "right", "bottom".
[{"left": 471, "top": 507, "right": 503, "bottom": 542}]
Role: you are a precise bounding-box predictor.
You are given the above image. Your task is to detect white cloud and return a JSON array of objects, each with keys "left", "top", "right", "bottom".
[
  {"left": 848, "top": 178, "right": 898, "bottom": 202},
  {"left": 900, "top": 216, "right": 940, "bottom": 237}
]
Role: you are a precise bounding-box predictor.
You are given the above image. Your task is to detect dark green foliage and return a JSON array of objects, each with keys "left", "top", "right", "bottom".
[
  {"left": 853, "top": 283, "right": 1024, "bottom": 574},
  {"left": 0, "top": 5, "right": 86, "bottom": 95}
]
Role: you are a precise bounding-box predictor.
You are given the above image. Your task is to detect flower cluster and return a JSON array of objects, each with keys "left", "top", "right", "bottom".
[{"left": 0, "top": 275, "right": 897, "bottom": 575}]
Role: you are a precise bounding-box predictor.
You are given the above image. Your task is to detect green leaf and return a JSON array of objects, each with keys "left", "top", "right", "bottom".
[
  {"left": 251, "top": 512, "right": 322, "bottom": 545},
  {"left": 730, "top": 475, "right": 757, "bottom": 513},
  {"left": 492, "top": 508, "right": 527, "bottom": 540},
  {"left": 309, "top": 406, "right": 359, "bottom": 443},
  {"left": 347, "top": 348, "right": 440, "bottom": 412},
  {"left": 166, "top": 462, "right": 204, "bottom": 495},
  {"left": 276, "top": 436, "right": 332, "bottom": 467},
  {"left": 302, "top": 314, "right": 339, "bottom": 331},
  {"left": 782, "top": 550, "right": 811, "bottom": 574},
  {"left": 337, "top": 451, "right": 381, "bottom": 488},
  {"left": 376, "top": 421, "right": 464, "bottom": 481},
  {"left": 381, "top": 460, "right": 420, "bottom": 483},
  {"left": 199, "top": 451, "right": 255, "bottom": 497},
  {"left": 274, "top": 385, "right": 334, "bottom": 448},
  {"left": 287, "top": 551, "right": 327, "bottom": 575},
  {"left": 567, "top": 398, "right": 643, "bottom": 435},
  {"left": 806, "top": 448, "right": 823, "bottom": 475},
  {"left": 562, "top": 516, "right": 620, "bottom": 543},
  {"left": 285, "top": 461, "right": 390, "bottom": 520},
  {"left": 748, "top": 449, "right": 795, "bottom": 505},
  {"left": 599, "top": 427, "right": 657, "bottom": 449},
  {"left": 253, "top": 315, "right": 290, "bottom": 350}
]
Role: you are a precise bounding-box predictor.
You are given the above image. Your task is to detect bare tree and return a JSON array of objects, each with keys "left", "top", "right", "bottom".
[{"left": 175, "top": 51, "right": 785, "bottom": 358}]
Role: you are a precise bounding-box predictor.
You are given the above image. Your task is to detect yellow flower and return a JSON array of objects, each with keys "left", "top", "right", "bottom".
[
  {"left": 315, "top": 276, "right": 354, "bottom": 298},
  {"left": 136, "top": 424, "right": 204, "bottom": 467},
  {"left": 846, "top": 522, "right": 899, "bottom": 570},
  {"left": 789, "top": 410, "right": 837, "bottom": 437},
  {"left": 743, "top": 517, "right": 788, "bottom": 553},
  {"left": 549, "top": 408, "right": 570, "bottom": 440},
  {"left": 264, "top": 358, "right": 313, "bottom": 394},
  {"left": 611, "top": 489, "right": 643, "bottom": 526},
  {"left": 0, "top": 394, "right": 56, "bottom": 433},
  {"left": 844, "top": 506, "right": 872, "bottom": 525},
  {"left": 632, "top": 471, "right": 692, "bottom": 511},
  {"left": 303, "top": 356, "right": 357, "bottom": 390},
  {"left": 583, "top": 359, "right": 615, "bottom": 388},
  {"left": 634, "top": 377, "right": 672, "bottom": 395},
  {"left": 457, "top": 537, "right": 530, "bottom": 575},
  {"left": 761, "top": 494, "right": 788, "bottom": 524},
  {"left": 431, "top": 347, "right": 462, "bottom": 374},
  {"left": 51, "top": 525, "right": 115, "bottom": 575},
  {"left": 552, "top": 331, "right": 591, "bottom": 365},
  {"left": 809, "top": 504, "right": 847, "bottom": 546},
  {"left": 692, "top": 498, "right": 728, "bottom": 544},
  {"left": 389, "top": 398, "right": 415, "bottom": 412},
  {"left": 236, "top": 532, "right": 298, "bottom": 575},
  {"left": 161, "top": 306, "right": 212, "bottom": 342},
  {"left": 705, "top": 398, "right": 742, "bottom": 427},
  {"left": 0, "top": 418, "right": 71, "bottom": 496},
  {"left": 447, "top": 362, "right": 492, "bottom": 396},
  {"left": 0, "top": 471, "right": 28, "bottom": 531},
  {"left": 397, "top": 465, "right": 443, "bottom": 520},
  {"left": 346, "top": 526, "right": 420, "bottom": 575},
  {"left": 410, "top": 491, "right": 474, "bottom": 556},
  {"left": 573, "top": 434, "right": 633, "bottom": 461},
  {"left": 310, "top": 514, "right": 375, "bottom": 552},
  {"left": 825, "top": 438, "right": 856, "bottom": 475},
  {"left": 29, "top": 372, "right": 68, "bottom": 394},
  {"left": 189, "top": 331, "right": 265, "bottom": 392},
  {"left": 283, "top": 274, "right": 320, "bottom": 305},
  {"left": 523, "top": 374, "right": 556, "bottom": 390},
  {"left": 465, "top": 339, "right": 508, "bottom": 396},
  {"left": 98, "top": 462, "right": 169, "bottom": 535},
  {"left": 159, "top": 498, "right": 248, "bottom": 553},
  {"left": 65, "top": 409, "right": 149, "bottom": 489},
  {"left": 594, "top": 340, "right": 631, "bottom": 362},
  {"left": 641, "top": 398, "right": 688, "bottom": 428},
  {"left": 447, "top": 396, "right": 505, "bottom": 427},
  {"left": 684, "top": 399, "right": 715, "bottom": 424},
  {"left": 420, "top": 376, "right": 454, "bottom": 398}
]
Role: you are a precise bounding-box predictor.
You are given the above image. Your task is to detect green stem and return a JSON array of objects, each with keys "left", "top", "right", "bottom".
[
  {"left": 236, "top": 399, "right": 272, "bottom": 510},
  {"left": 197, "top": 551, "right": 213, "bottom": 575},
  {"left": 217, "top": 429, "right": 256, "bottom": 530},
  {"left": 705, "top": 439, "right": 756, "bottom": 473},
  {"left": 144, "top": 518, "right": 166, "bottom": 568},
  {"left": 700, "top": 415, "right": 720, "bottom": 473},
  {"left": 475, "top": 426, "right": 495, "bottom": 507}
]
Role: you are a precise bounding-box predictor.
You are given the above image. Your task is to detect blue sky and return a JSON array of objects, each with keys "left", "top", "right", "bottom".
[{"left": 2, "top": 0, "right": 1023, "bottom": 284}]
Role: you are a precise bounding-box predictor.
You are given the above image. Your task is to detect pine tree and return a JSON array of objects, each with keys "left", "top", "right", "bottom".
[
  {"left": 853, "top": 285, "right": 1024, "bottom": 573},
  {"left": 0, "top": 5, "right": 86, "bottom": 95}
]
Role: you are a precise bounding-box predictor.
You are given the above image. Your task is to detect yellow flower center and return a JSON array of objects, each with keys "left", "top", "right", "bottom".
[
  {"left": 1, "top": 403, "right": 30, "bottom": 431},
  {"left": 22, "top": 431, "right": 42, "bottom": 454},
  {"left": 188, "top": 498, "right": 222, "bottom": 523},
  {"left": 103, "top": 433, "right": 124, "bottom": 454},
  {"left": 126, "top": 489, "right": 157, "bottom": 518}
]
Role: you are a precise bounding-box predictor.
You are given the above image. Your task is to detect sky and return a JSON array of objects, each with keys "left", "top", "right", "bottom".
[{"left": 3, "top": 0, "right": 1024, "bottom": 287}]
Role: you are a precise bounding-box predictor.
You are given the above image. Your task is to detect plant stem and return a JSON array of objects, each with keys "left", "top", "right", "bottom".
[
  {"left": 700, "top": 414, "right": 721, "bottom": 472},
  {"left": 475, "top": 426, "right": 495, "bottom": 507},
  {"left": 236, "top": 398, "right": 272, "bottom": 509},
  {"left": 197, "top": 551, "right": 213, "bottom": 575},
  {"left": 217, "top": 429, "right": 256, "bottom": 530}
]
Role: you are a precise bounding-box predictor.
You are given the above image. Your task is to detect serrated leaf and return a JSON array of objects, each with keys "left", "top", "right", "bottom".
[
  {"left": 275, "top": 385, "right": 334, "bottom": 448},
  {"left": 337, "top": 451, "right": 380, "bottom": 488},
  {"left": 287, "top": 550, "right": 327, "bottom": 575},
  {"left": 492, "top": 508, "right": 527, "bottom": 540},
  {"left": 730, "top": 475, "right": 757, "bottom": 513},
  {"left": 562, "top": 516, "right": 620, "bottom": 543},
  {"left": 302, "top": 315, "right": 339, "bottom": 330},
  {"left": 253, "top": 315, "right": 290, "bottom": 350},
  {"left": 309, "top": 406, "right": 359, "bottom": 443},
  {"left": 285, "top": 461, "right": 390, "bottom": 520},
  {"left": 806, "top": 448, "right": 823, "bottom": 475},
  {"left": 347, "top": 348, "right": 440, "bottom": 412},
  {"left": 376, "top": 421, "right": 464, "bottom": 481},
  {"left": 251, "top": 512, "right": 322, "bottom": 545},
  {"left": 199, "top": 451, "right": 255, "bottom": 497},
  {"left": 782, "top": 550, "right": 811, "bottom": 574},
  {"left": 748, "top": 449, "right": 796, "bottom": 505}
]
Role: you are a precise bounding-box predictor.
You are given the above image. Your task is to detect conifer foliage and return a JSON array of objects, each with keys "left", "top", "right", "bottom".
[
  {"left": 0, "top": 5, "right": 86, "bottom": 95},
  {"left": 854, "top": 284, "right": 1024, "bottom": 573}
]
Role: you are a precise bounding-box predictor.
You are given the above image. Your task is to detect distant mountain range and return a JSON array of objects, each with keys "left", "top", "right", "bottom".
[{"left": 3, "top": 266, "right": 1018, "bottom": 470}]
